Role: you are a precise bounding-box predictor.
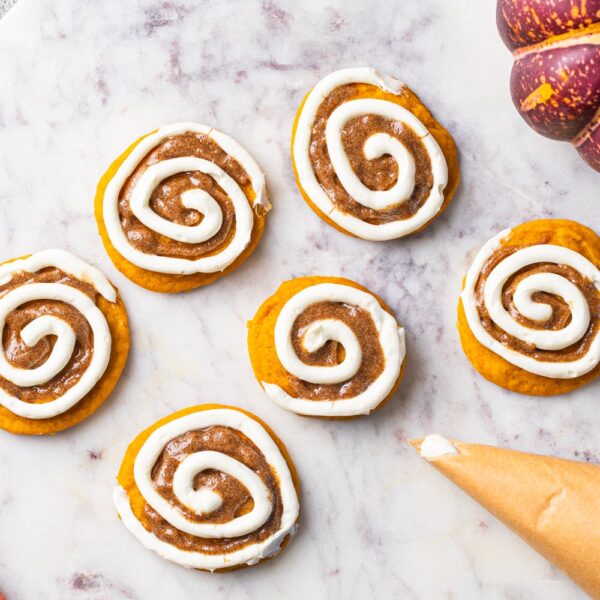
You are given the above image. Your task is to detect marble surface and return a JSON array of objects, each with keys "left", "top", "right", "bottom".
[
  {"left": 0, "top": 0, "right": 16, "bottom": 19},
  {"left": 0, "top": 0, "right": 598, "bottom": 598}
]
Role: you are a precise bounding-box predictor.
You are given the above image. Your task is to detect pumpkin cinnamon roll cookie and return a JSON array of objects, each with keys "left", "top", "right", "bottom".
[
  {"left": 114, "top": 405, "right": 300, "bottom": 571},
  {"left": 248, "top": 276, "right": 406, "bottom": 417},
  {"left": 458, "top": 219, "right": 600, "bottom": 395},
  {"left": 291, "top": 68, "right": 459, "bottom": 241},
  {"left": 0, "top": 250, "right": 129, "bottom": 435},
  {"left": 95, "top": 123, "right": 269, "bottom": 293}
]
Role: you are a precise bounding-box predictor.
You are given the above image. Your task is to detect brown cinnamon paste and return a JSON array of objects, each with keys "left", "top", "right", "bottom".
[
  {"left": 0, "top": 268, "right": 96, "bottom": 403},
  {"left": 288, "top": 301, "right": 385, "bottom": 400},
  {"left": 119, "top": 133, "right": 252, "bottom": 260},
  {"left": 475, "top": 245, "right": 600, "bottom": 362},
  {"left": 144, "top": 426, "right": 282, "bottom": 554},
  {"left": 309, "top": 83, "right": 433, "bottom": 224}
]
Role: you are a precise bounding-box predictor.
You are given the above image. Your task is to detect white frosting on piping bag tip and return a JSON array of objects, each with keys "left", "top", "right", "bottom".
[
  {"left": 264, "top": 282, "right": 405, "bottom": 417},
  {"left": 114, "top": 408, "right": 299, "bottom": 571},
  {"left": 419, "top": 434, "right": 458, "bottom": 460},
  {"left": 103, "top": 122, "right": 268, "bottom": 275},
  {"left": 0, "top": 250, "right": 114, "bottom": 419},
  {"left": 292, "top": 67, "right": 448, "bottom": 241},
  {"left": 461, "top": 229, "right": 600, "bottom": 379}
]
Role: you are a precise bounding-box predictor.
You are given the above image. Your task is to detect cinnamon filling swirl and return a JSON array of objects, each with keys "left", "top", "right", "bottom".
[{"left": 288, "top": 301, "right": 385, "bottom": 400}]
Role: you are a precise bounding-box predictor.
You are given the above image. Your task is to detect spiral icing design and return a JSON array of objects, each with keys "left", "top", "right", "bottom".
[
  {"left": 103, "top": 123, "right": 268, "bottom": 274},
  {"left": 114, "top": 407, "right": 299, "bottom": 570},
  {"left": 0, "top": 250, "right": 115, "bottom": 419},
  {"left": 292, "top": 68, "right": 450, "bottom": 240},
  {"left": 261, "top": 282, "right": 406, "bottom": 416},
  {"left": 462, "top": 229, "right": 600, "bottom": 378}
]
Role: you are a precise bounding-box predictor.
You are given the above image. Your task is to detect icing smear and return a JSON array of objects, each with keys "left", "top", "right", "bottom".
[{"left": 420, "top": 434, "right": 459, "bottom": 460}]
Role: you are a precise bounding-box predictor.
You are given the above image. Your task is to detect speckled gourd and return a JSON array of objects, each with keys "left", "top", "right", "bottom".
[{"left": 496, "top": 0, "right": 600, "bottom": 171}]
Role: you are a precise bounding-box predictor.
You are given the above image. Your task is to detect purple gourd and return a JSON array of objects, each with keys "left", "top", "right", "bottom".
[{"left": 497, "top": 0, "right": 600, "bottom": 171}]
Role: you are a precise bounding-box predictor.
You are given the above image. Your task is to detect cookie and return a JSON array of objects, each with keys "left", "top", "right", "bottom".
[
  {"left": 95, "top": 123, "right": 269, "bottom": 292},
  {"left": 114, "top": 404, "right": 300, "bottom": 571},
  {"left": 291, "top": 68, "right": 460, "bottom": 240},
  {"left": 458, "top": 219, "right": 600, "bottom": 395},
  {"left": 0, "top": 250, "right": 129, "bottom": 434},
  {"left": 248, "top": 276, "right": 406, "bottom": 417}
]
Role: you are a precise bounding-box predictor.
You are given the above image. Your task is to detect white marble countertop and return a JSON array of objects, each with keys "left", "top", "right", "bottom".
[
  {"left": 0, "top": 0, "right": 16, "bottom": 19},
  {"left": 0, "top": 1, "right": 598, "bottom": 598}
]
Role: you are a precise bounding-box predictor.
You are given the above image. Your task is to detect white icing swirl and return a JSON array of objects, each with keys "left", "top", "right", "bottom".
[
  {"left": 103, "top": 123, "right": 268, "bottom": 275},
  {"left": 462, "top": 229, "right": 600, "bottom": 379},
  {"left": 263, "top": 282, "right": 406, "bottom": 416},
  {"left": 0, "top": 250, "right": 115, "bottom": 419},
  {"left": 292, "top": 67, "right": 448, "bottom": 241},
  {"left": 113, "top": 408, "right": 299, "bottom": 571}
]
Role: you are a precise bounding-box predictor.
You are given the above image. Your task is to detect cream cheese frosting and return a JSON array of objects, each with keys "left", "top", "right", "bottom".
[{"left": 420, "top": 434, "right": 458, "bottom": 460}]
